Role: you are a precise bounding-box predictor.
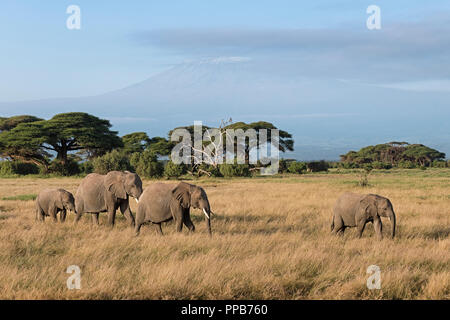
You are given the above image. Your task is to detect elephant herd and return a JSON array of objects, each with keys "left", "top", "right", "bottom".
[
  {"left": 35, "top": 170, "right": 212, "bottom": 236},
  {"left": 35, "top": 170, "right": 396, "bottom": 239}
]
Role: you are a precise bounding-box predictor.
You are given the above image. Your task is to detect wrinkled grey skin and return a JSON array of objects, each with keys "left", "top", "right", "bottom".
[
  {"left": 331, "top": 192, "right": 396, "bottom": 239},
  {"left": 135, "top": 182, "right": 212, "bottom": 236},
  {"left": 36, "top": 188, "right": 75, "bottom": 222},
  {"left": 75, "top": 171, "right": 142, "bottom": 227}
]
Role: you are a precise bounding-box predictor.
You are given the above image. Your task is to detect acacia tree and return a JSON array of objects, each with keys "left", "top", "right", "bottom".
[
  {"left": 1, "top": 113, "right": 122, "bottom": 171},
  {"left": 223, "top": 121, "right": 294, "bottom": 163},
  {"left": 0, "top": 115, "right": 42, "bottom": 132},
  {"left": 340, "top": 142, "right": 445, "bottom": 167},
  {"left": 122, "top": 132, "right": 151, "bottom": 154},
  {"left": 147, "top": 137, "right": 173, "bottom": 156},
  {"left": 402, "top": 144, "right": 445, "bottom": 166},
  {"left": 0, "top": 115, "right": 49, "bottom": 168},
  {"left": 122, "top": 132, "right": 173, "bottom": 157},
  {"left": 168, "top": 120, "right": 294, "bottom": 175}
]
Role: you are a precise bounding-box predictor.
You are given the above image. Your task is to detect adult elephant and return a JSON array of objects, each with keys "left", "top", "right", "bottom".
[
  {"left": 331, "top": 193, "right": 396, "bottom": 239},
  {"left": 75, "top": 171, "right": 143, "bottom": 227},
  {"left": 135, "top": 182, "right": 212, "bottom": 236}
]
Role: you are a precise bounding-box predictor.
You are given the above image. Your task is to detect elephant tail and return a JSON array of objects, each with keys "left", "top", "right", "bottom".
[{"left": 330, "top": 216, "right": 335, "bottom": 231}]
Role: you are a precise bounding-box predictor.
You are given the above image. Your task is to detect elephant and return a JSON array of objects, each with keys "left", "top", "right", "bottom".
[
  {"left": 331, "top": 192, "right": 396, "bottom": 239},
  {"left": 75, "top": 171, "right": 143, "bottom": 227},
  {"left": 134, "top": 182, "right": 212, "bottom": 236},
  {"left": 35, "top": 188, "right": 75, "bottom": 222}
]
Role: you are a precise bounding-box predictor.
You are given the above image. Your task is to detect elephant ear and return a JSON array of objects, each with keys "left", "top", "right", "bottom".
[
  {"left": 105, "top": 171, "right": 127, "bottom": 199},
  {"left": 359, "top": 195, "right": 377, "bottom": 217},
  {"left": 172, "top": 182, "right": 191, "bottom": 209},
  {"left": 55, "top": 189, "right": 65, "bottom": 209}
]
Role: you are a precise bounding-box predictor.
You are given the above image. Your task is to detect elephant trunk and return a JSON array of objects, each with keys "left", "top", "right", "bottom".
[
  {"left": 202, "top": 205, "right": 212, "bottom": 236},
  {"left": 205, "top": 214, "right": 211, "bottom": 236},
  {"left": 389, "top": 210, "right": 396, "bottom": 238}
]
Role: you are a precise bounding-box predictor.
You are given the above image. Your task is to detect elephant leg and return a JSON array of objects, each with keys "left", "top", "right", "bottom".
[
  {"left": 134, "top": 222, "right": 142, "bottom": 236},
  {"left": 357, "top": 221, "right": 366, "bottom": 238},
  {"left": 183, "top": 210, "right": 195, "bottom": 233},
  {"left": 60, "top": 209, "right": 67, "bottom": 223},
  {"left": 154, "top": 223, "right": 163, "bottom": 235},
  {"left": 107, "top": 207, "right": 117, "bottom": 227},
  {"left": 120, "top": 201, "right": 135, "bottom": 228},
  {"left": 49, "top": 206, "right": 58, "bottom": 223},
  {"left": 373, "top": 216, "right": 383, "bottom": 240},
  {"left": 92, "top": 213, "right": 99, "bottom": 225},
  {"left": 332, "top": 216, "right": 345, "bottom": 236},
  {"left": 36, "top": 207, "right": 45, "bottom": 222},
  {"left": 171, "top": 206, "right": 184, "bottom": 233},
  {"left": 175, "top": 218, "right": 183, "bottom": 233}
]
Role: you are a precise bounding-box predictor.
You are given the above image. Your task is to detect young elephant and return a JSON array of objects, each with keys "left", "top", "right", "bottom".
[
  {"left": 331, "top": 193, "right": 396, "bottom": 239},
  {"left": 135, "top": 182, "right": 212, "bottom": 236},
  {"left": 36, "top": 188, "right": 75, "bottom": 222}
]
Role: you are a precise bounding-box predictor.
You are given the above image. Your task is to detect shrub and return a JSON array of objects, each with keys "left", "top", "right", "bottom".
[
  {"left": 306, "top": 160, "right": 329, "bottom": 172},
  {"left": 48, "top": 159, "right": 80, "bottom": 176},
  {"left": 431, "top": 160, "right": 447, "bottom": 168},
  {"left": 278, "top": 158, "right": 288, "bottom": 173},
  {"left": 339, "top": 162, "right": 360, "bottom": 169},
  {"left": 371, "top": 161, "right": 392, "bottom": 169},
  {"left": 197, "top": 163, "right": 222, "bottom": 177},
  {"left": 219, "top": 163, "right": 251, "bottom": 177},
  {"left": 287, "top": 161, "right": 306, "bottom": 174},
  {"left": 93, "top": 150, "right": 132, "bottom": 174},
  {"left": 79, "top": 160, "right": 94, "bottom": 174},
  {"left": 398, "top": 160, "right": 416, "bottom": 169},
  {"left": 130, "top": 151, "right": 164, "bottom": 178},
  {"left": 327, "top": 161, "right": 339, "bottom": 168},
  {"left": 164, "top": 161, "right": 186, "bottom": 178},
  {"left": 0, "top": 161, "right": 14, "bottom": 175},
  {"left": 358, "top": 171, "right": 370, "bottom": 187},
  {"left": 0, "top": 161, "right": 40, "bottom": 175}
]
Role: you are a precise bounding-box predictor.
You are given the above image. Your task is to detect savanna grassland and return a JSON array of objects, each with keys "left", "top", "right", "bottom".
[{"left": 0, "top": 169, "right": 448, "bottom": 299}]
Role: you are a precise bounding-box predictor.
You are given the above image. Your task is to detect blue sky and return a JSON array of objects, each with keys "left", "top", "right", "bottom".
[{"left": 1, "top": 1, "right": 450, "bottom": 101}]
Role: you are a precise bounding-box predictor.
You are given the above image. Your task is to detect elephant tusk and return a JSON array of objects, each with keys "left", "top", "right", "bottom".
[
  {"left": 134, "top": 197, "right": 139, "bottom": 204},
  {"left": 203, "top": 208, "right": 210, "bottom": 219}
]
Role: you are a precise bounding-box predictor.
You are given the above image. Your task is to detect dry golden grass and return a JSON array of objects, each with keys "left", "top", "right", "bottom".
[{"left": 0, "top": 169, "right": 448, "bottom": 299}]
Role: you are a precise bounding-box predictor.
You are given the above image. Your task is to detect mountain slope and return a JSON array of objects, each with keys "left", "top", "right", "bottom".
[{"left": 1, "top": 58, "right": 449, "bottom": 159}]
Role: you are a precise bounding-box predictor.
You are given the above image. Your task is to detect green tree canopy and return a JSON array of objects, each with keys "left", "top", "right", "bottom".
[
  {"left": 224, "top": 121, "right": 294, "bottom": 153},
  {"left": 340, "top": 142, "right": 445, "bottom": 167},
  {"left": 122, "top": 132, "right": 151, "bottom": 154},
  {"left": 168, "top": 120, "right": 294, "bottom": 165},
  {"left": 147, "top": 136, "right": 173, "bottom": 156},
  {"left": 0, "top": 115, "right": 42, "bottom": 132},
  {"left": 0, "top": 116, "right": 49, "bottom": 167},
  {"left": 0, "top": 112, "right": 122, "bottom": 169}
]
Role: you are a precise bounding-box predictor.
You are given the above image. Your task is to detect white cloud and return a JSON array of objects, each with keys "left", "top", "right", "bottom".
[{"left": 375, "top": 80, "right": 450, "bottom": 92}]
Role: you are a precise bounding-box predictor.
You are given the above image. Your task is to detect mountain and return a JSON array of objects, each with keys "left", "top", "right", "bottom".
[{"left": 1, "top": 58, "right": 449, "bottom": 160}]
